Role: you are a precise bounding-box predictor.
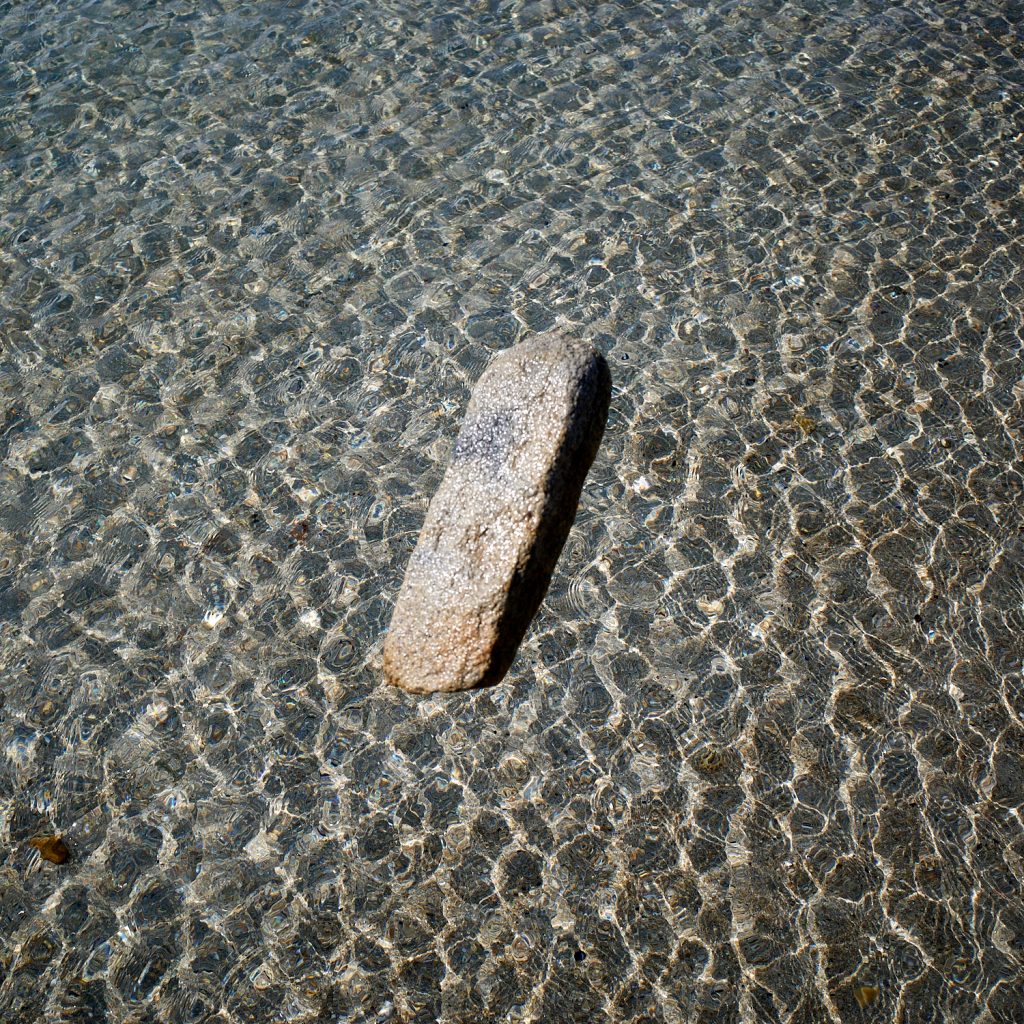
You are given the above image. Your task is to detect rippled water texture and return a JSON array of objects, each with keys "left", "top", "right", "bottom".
[{"left": 2, "top": 1, "right": 1023, "bottom": 1021}]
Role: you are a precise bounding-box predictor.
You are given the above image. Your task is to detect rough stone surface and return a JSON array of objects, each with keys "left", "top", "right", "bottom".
[{"left": 384, "top": 334, "right": 611, "bottom": 693}]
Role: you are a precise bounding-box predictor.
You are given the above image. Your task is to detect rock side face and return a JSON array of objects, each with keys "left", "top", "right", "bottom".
[{"left": 383, "top": 334, "right": 611, "bottom": 693}]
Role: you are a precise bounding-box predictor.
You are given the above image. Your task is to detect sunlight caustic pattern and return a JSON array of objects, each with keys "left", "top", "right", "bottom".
[{"left": 1, "top": 0, "right": 1023, "bottom": 1022}]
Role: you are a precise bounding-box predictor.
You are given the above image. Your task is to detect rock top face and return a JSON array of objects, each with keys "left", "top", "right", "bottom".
[{"left": 384, "top": 334, "right": 611, "bottom": 693}]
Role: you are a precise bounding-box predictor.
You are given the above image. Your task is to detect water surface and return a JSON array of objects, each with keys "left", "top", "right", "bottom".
[{"left": 1, "top": 1, "right": 1023, "bottom": 1021}]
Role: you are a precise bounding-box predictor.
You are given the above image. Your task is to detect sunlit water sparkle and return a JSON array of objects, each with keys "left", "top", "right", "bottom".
[{"left": 1, "top": 1, "right": 1023, "bottom": 1022}]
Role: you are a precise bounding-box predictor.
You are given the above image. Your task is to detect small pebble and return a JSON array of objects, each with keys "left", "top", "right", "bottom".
[
  {"left": 30, "top": 836, "right": 70, "bottom": 864},
  {"left": 853, "top": 984, "right": 879, "bottom": 1008},
  {"left": 793, "top": 412, "right": 817, "bottom": 435}
]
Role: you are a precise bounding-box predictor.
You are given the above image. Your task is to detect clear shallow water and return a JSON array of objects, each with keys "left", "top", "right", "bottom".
[{"left": 1, "top": 0, "right": 1023, "bottom": 1021}]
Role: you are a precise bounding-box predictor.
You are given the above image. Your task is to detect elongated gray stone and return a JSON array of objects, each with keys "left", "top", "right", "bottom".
[{"left": 384, "top": 334, "right": 611, "bottom": 693}]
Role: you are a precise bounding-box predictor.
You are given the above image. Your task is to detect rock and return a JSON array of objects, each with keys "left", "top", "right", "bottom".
[
  {"left": 384, "top": 333, "right": 611, "bottom": 693},
  {"left": 30, "top": 836, "right": 69, "bottom": 864}
]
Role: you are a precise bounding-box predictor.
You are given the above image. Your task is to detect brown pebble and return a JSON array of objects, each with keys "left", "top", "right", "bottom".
[
  {"left": 793, "top": 412, "right": 817, "bottom": 435},
  {"left": 30, "top": 836, "right": 69, "bottom": 864},
  {"left": 384, "top": 333, "right": 611, "bottom": 693},
  {"left": 853, "top": 984, "right": 879, "bottom": 1008},
  {"left": 694, "top": 746, "right": 727, "bottom": 775}
]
